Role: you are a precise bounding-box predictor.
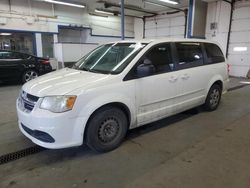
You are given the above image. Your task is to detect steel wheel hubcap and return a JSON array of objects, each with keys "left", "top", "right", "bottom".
[
  {"left": 24, "top": 71, "right": 38, "bottom": 82},
  {"left": 210, "top": 89, "right": 220, "bottom": 107},
  {"left": 98, "top": 117, "right": 119, "bottom": 143}
]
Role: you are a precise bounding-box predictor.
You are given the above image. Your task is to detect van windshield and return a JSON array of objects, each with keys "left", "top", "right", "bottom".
[{"left": 73, "top": 42, "right": 146, "bottom": 74}]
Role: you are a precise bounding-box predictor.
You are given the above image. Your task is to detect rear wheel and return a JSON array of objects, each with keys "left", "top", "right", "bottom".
[
  {"left": 85, "top": 106, "right": 128, "bottom": 153},
  {"left": 22, "top": 70, "right": 38, "bottom": 83},
  {"left": 204, "top": 84, "right": 222, "bottom": 111}
]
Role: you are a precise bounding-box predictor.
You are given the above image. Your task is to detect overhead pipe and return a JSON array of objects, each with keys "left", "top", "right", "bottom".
[
  {"left": 121, "top": 0, "right": 125, "bottom": 40},
  {"left": 143, "top": 16, "right": 146, "bottom": 38},
  {"left": 99, "top": 1, "right": 157, "bottom": 15},
  {"left": 225, "top": 0, "right": 235, "bottom": 58},
  {"left": 184, "top": 9, "right": 188, "bottom": 38}
]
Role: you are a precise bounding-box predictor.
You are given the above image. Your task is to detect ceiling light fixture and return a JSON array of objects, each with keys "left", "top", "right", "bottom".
[
  {"left": 89, "top": 13, "right": 108, "bottom": 18},
  {"left": 233, "top": 47, "right": 248, "bottom": 52},
  {"left": 145, "top": 1, "right": 167, "bottom": 7},
  {"left": 95, "top": 9, "right": 114, "bottom": 15},
  {"left": 157, "top": 0, "right": 179, "bottom": 5},
  {"left": 44, "top": 0, "right": 85, "bottom": 8}
]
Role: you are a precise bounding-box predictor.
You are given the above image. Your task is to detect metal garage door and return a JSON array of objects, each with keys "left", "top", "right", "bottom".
[
  {"left": 228, "top": 1, "right": 250, "bottom": 77},
  {"left": 145, "top": 12, "right": 186, "bottom": 38}
]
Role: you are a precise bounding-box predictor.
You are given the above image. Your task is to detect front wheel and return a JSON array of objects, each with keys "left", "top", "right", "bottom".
[
  {"left": 85, "top": 106, "right": 128, "bottom": 153},
  {"left": 204, "top": 84, "right": 222, "bottom": 111}
]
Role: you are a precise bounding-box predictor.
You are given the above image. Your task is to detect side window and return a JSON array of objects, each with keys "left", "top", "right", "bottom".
[
  {"left": 0, "top": 52, "right": 5, "bottom": 59},
  {"left": 0, "top": 52, "right": 25, "bottom": 60},
  {"left": 0, "top": 52, "right": 12, "bottom": 59},
  {"left": 204, "top": 43, "right": 225, "bottom": 64},
  {"left": 176, "top": 42, "right": 203, "bottom": 69},
  {"left": 136, "top": 43, "right": 173, "bottom": 77}
]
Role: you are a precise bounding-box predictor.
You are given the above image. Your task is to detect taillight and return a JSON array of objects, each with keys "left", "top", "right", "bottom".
[
  {"left": 227, "top": 64, "right": 230, "bottom": 74},
  {"left": 40, "top": 60, "right": 50, "bottom": 65}
]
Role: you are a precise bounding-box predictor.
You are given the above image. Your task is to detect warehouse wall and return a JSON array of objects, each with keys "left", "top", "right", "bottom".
[
  {"left": 54, "top": 43, "right": 98, "bottom": 63},
  {"left": 192, "top": 0, "right": 207, "bottom": 38},
  {"left": 0, "top": 0, "right": 134, "bottom": 62},
  {"left": 144, "top": 12, "right": 186, "bottom": 38},
  {"left": 0, "top": 0, "right": 134, "bottom": 40},
  {"left": 205, "top": 1, "right": 231, "bottom": 55},
  {"left": 134, "top": 18, "right": 144, "bottom": 40},
  {"left": 228, "top": 1, "right": 250, "bottom": 77},
  {"left": 206, "top": 0, "right": 250, "bottom": 77}
]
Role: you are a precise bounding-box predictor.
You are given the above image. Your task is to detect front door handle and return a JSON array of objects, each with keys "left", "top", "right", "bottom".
[{"left": 169, "top": 75, "right": 178, "bottom": 82}]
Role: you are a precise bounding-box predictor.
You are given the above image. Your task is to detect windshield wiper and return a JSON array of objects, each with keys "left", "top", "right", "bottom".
[
  {"left": 88, "top": 69, "right": 108, "bottom": 74},
  {"left": 81, "top": 67, "right": 89, "bottom": 71}
]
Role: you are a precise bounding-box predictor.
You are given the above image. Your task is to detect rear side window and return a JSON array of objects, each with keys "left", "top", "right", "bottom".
[
  {"left": 176, "top": 42, "right": 203, "bottom": 69},
  {"left": 204, "top": 43, "right": 225, "bottom": 64}
]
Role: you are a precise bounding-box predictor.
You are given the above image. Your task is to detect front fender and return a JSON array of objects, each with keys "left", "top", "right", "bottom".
[{"left": 77, "top": 92, "right": 137, "bottom": 131}]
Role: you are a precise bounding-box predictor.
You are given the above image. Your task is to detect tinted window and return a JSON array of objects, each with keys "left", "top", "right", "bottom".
[
  {"left": 0, "top": 51, "right": 12, "bottom": 59},
  {"left": 142, "top": 43, "right": 173, "bottom": 75},
  {"left": 176, "top": 42, "right": 203, "bottom": 69},
  {"left": 204, "top": 43, "right": 225, "bottom": 64},
  {"left": 0, "top": 51, "right": 24, "bottom": 59}
]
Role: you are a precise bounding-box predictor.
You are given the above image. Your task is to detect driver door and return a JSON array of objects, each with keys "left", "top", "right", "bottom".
[{"left": 134, "top": 43, "right": 179, "bottom": 126}]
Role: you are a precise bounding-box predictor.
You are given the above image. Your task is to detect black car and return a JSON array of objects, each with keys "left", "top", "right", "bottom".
[{"left": 0, "top": 50, "right": 52, "bottom": 83}]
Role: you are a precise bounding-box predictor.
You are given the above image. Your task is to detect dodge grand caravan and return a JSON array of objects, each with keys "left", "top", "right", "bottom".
[{"left": 17, "top": 38, "right": 229, "bottom": 152}]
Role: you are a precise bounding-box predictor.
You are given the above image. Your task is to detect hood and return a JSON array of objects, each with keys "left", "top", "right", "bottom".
[{"left": 22, "top": 68, "right": 111, "bottom": 97}]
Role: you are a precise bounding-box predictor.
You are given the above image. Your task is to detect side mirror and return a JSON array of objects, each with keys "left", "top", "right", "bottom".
[{"left": 136, "top": 59, "right": 155, "bottom": 78}]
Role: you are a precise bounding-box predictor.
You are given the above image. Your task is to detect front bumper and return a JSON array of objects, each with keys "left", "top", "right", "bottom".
[{"left": 17, "top": 99, "right": 87, "bottom": 149}]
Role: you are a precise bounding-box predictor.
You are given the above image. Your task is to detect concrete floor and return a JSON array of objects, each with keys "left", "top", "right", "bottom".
[{"left": 0, "top": 78, "right": 250, "bottom": 188}]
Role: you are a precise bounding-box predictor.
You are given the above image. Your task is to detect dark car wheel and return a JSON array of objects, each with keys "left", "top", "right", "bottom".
[
  {"left": 204, "top": 84, "right": 222, "bottom": 111},
  {"left": 85, "top": 106, "right": 128, "bottom": 153},
  {"left": 22, "top": 70, "right": 38, "bottom": 83}
]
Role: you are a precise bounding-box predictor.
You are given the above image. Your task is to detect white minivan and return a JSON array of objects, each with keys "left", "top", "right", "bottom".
[{"left": 17, "top": 38, "right": 229, "bottom": 152}]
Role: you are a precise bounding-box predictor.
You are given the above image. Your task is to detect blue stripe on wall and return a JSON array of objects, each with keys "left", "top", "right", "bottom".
[
  {"left": 187, "top": 0, "right": 194, "bottom": 38},
  {"left": 32, "top": 33, "right": 37, "bottom": 56}
]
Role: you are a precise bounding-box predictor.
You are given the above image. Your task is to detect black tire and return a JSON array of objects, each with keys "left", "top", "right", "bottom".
[
  {"left": 204, "top": 84, "right": 222, "bottom": 111},
  {"left": 85, "top": 106, "right": 128, "bottom": 153},
  {"left": 22, "top": 69, "right": 39, "bottom": 83}
]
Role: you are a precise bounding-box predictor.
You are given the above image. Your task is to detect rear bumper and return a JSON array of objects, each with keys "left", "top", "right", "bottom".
[{"left": 223, "top": 78, "right": 230, "bottom": 94}]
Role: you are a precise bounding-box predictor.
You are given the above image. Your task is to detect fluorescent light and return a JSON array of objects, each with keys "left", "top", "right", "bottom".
[
  {"left": 0, "top": 33, "right": 12, "bottom": 36},
  {"left": 95, "top": 9, "right": 114, "bottom": 15},
  {"left": 44, "top": 0, "right": 85, "bottom": 8},
  {"left": 157, "top": 0, "right": 178, "bottom": 5},
  {"left": 145, "top": 1, "right": 167, "bottom": 7},
  {"left": 240, "top": 81, "right": 250, "bottom": 84},
  {"left": 89, "top": 13, "right": 108, "bottom": 18},
  {"left": 233, "top": 47, "right": 247, "bottom": 52}
]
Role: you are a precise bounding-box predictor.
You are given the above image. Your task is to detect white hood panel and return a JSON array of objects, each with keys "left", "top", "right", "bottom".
[{"left": 22, "top": 68, "right": 110, "bottom": 97}]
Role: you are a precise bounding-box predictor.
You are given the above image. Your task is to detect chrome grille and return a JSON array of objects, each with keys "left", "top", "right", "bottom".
[{"left": 18, "top": 91, "right": 39, "bottom": 113}]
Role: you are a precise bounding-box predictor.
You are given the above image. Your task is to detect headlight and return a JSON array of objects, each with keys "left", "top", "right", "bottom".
[{"left": 40, "top": 95, "right": 77, "bottom": 113}]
